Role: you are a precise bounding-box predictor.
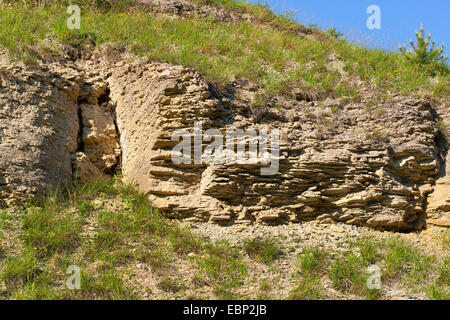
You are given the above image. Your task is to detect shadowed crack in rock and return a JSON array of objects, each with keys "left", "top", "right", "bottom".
[{"left": 72, "top": 76, "right": 121, "bottom": 181}]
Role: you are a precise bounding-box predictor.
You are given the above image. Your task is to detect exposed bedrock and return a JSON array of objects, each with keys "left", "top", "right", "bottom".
[
  {"left": 0, "top": 59, "right": 120, "bottom": 203},
  {"left": 426, "top": 101, "right": 450, "bottom": 227},
  {"left": 0, "top": 54, "right": 448, "bottom": 231},
  {"left": 0, "top": 64, "right": 79, "bottom": 204}
]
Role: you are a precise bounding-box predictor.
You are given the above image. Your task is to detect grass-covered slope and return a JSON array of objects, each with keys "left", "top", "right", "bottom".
[
  {"left": 0, "top": 0, "right": 448, "bottom": 100},
  {"left": 0, "top": 178, "right": 448, "bottom": 300}
]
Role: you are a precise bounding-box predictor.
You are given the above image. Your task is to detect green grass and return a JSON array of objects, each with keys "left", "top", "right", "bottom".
[
  {"left": 259, "top": 278, "right": 271, "bottom": 292},
  {"left": 426, "top": 284, "right": 449, "bottom": 300},
  {"left": 1, "top": 248, "right": 39, "bottom": 286},
  {"left": 94, "top": 210, "right": 134, "bottom": 250},
  {"left": 288, "top": 275, "right": 324, "bottom": 300},
  {"left": 298, "top": 246, "right": 327, "bottom": 275},
  {"left": 1, "top": 0, "right": 135, "bottom": 10},
  {"left": 443, "top": 229, "right": 450, "bottom": 251},
  {"left": 0, "top": 176, "right": 250, "bottom": 299},
  {"left": 438, "top": 257, "right": 450, "bottom": 284},
  {"left": 428, "top": 257, "right": 450, "bottom": 300},
  {"left": 157, "top": 276, "right": 186, "bottom": 293},
  {"left": 329, "top": 251, "right": 380, "bottom": 299},
  {"left": 349, "top": 236, "right": 381, "bottom": 265},
  {"left": 383, "top": 237, "right": 435, "bottom": 283},
  {"left": 14, "top": 281, "right": 60, "bottom": 300},
  {"left": 425, "top": 257, "right": 450, "bottom": 300},
  {"left": 288, "top": 235, "right": 449, "bottom": 300},
  {"left": 0, "top": 177, "right": 195, "bottom": 299},
  {"left": 0, "top": 2, "right": 448, "bottom": 101},
  {"left": 169, "top": 226, "right": 205, "bottom": 255},
  {"left": 348, "top": 235, "right": 440, "bottom": 291},
  {"left": 291, "top": 243, "right": 378, "bottom": 299},
  {"left": 243, "top": 237, "right": 283, "bottom": 265},
  {"left": 21, "top": 205, "right": 84, "bottom": 257},
  {"left": 1, "top": 177, "right": 448, "bottom": 300},
  {"left": 197, "top": 240, "right": 247, "bottom": 296},
  {"left": 78, "top": 269, "right": 136, "bottom": 300},
  {"left": 136, "top": 242, "right": 173, "bottom": 272},
  {"left": 75, "top": 200, "right": 94, "bottom": 217}
]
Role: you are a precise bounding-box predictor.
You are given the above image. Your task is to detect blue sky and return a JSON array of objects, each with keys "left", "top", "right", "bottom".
[{"left": 247, "top": 0, "right": 450, "bottom": 58}]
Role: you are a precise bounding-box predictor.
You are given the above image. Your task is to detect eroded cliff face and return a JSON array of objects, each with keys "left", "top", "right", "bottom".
[
  {"left": 0, "top": 64, "right": 79, "bottom": 203},
  {"left": 0, "top": 52, "right": 448, "bottom": 231},
  {"left": 0, "top": 56, "right": 121, "bottom": 203},
  {"left": 426, "top": 102, "right": 450, "bottom": 227}
]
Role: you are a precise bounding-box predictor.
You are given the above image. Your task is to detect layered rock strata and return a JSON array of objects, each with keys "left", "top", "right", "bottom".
[{"left": 0, "top": 55, "right": 447, "bottom": 231}]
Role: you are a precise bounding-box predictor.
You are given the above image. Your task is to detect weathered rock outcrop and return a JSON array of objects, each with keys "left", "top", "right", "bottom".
[
  {"left": 0, "top": 53, "right": 448, "bottom": 231},
  {"left": 0, "top": 59, "right": 120, "bottom": 204},
  {"left": 116, "top": 78, "right": 443, "bottom": 231},
  {"left": 0, "top": 64, "right": 79, "bottom": 204},
  {"left": 426, "top": 101, "right": 450, "bottom": 227}
]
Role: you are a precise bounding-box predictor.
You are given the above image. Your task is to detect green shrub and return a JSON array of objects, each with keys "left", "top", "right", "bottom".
[{"left": 399, "top": 24, "right": 448, "bottom": 74}]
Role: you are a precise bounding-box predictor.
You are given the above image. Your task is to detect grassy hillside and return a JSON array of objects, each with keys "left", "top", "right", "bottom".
[
  {"left": 0, "top": 178, "right": 448, "bottom": 299},
  {"left": 0, "top": 0, "right": 448, "bottom": 101}
]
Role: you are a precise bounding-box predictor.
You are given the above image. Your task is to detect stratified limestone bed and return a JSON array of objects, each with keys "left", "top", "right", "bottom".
[
  {"left": 0, "top": 52, "right": 448, "bottom": 231},
  {"left": 426, "top": 102, "right": 450, "bottom": 227}
]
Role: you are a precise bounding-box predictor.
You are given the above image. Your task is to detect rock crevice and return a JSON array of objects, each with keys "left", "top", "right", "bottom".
[{"left": 72, "top": 73, "right": 121, "bottom": 181}]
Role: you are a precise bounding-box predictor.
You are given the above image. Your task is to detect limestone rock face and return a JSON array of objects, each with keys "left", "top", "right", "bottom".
[
  {"left": 0, "top": 59, "right": 120, "bottom": 204},
  {"left": 0, "top": 64, "right": 79, "bottom": 205},
  {"left": 104, "top": 58, "right": 446, "bottom": 231},
  {"left": 426, "top": 101, "right": 450, "bottom": 227},
  {"left": 72, "top": 152, "right": 103, "bottom": 182},
  {"left": 427, "top": 177, "right": 450, "bottom": 227},
  {"left": 80, "top": 102, "right": 120, "bottom": 172},
  {"left": 0, "top": 53, "right": 448, "bottom": 231}
]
